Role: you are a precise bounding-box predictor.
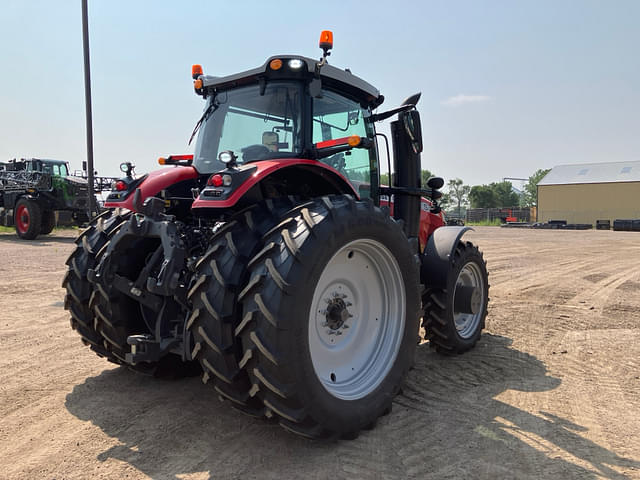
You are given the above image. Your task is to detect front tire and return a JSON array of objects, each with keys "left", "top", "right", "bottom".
[
  {"left": 422, "top": 241, "right": 489, "bottom": 354},
  {"left": 14, "top": 198, "right": 42, "bottom": 239},
  {"left": 239, "top": 195, "right": 421, "bottom": 438}
]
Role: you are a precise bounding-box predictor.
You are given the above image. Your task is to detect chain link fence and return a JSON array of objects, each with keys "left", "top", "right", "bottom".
[{"left": 465, "top": 208, "right": 532, "bottom": 223}]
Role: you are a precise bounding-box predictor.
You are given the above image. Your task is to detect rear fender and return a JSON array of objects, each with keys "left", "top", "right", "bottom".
[
  {"left": 191, "top": 160, "right": 358, "bottom": 212},
  {"left": 104, "top": 167, "right": 198, "bottom": 211},
  {"left": 380, "top": 195, "right": 445, "bottom": 250},
  {"left": 420, "top": 226, "right": 473, "bottom": 289}
]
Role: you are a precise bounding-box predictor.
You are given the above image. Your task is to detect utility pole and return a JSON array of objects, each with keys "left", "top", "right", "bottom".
[{"left": 81, "top": 0, "right": 96, "bottom": 216}]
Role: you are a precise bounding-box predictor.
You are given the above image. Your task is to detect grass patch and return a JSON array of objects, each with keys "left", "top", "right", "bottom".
[
  {"left": 466, "top": 219, "right": 503, "bottom": 227},
  {"left": 0, "top": 225, "right": 14, "bottom": 233}
]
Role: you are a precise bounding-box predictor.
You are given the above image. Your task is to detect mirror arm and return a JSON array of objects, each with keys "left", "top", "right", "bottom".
[
  {"left": 368, "top": 104, "right": 415, "bottom": 123},
  {"left": 379, "top": 186, "right": 441, "bottom": 199}
]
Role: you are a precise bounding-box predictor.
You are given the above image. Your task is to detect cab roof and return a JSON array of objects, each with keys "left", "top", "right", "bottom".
[
  {"left": 199, "top": 55, "right": 383, "bottom": 109},
  {"left": 26, "top": 158, "right": 69, "bottom": 165}
]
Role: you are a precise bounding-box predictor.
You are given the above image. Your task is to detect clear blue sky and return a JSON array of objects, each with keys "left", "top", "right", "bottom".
[{"left": 1, "top": 0, "right": 639, "bottom": 187}]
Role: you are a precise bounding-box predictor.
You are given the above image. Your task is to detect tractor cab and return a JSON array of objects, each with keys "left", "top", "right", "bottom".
[
  {"left": 190, "top": 44, "right": 382, "bottom": 200},
  {"left": 26, "top": 159, "right": 70, "bottom": 177}
]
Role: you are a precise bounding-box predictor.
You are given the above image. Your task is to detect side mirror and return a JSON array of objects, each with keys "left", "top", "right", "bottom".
[
  {"left": 427, "top": 177, "right": 444, "bottom": 190},
  {"left": 403, "top": 109, "right": 423, "bottom": 154}
]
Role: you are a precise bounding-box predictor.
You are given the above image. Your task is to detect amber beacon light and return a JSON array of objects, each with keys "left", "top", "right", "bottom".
[
  {"left": 319, "top": 30, "right": 333, "bottom": 51},
  {"left": 191, "top": 64, "right": 203, "bottom": 79}
]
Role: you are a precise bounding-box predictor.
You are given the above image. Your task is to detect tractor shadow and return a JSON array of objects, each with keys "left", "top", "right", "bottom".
[{"left": 65, "top": 334, "right": 639, "bottom": 479}]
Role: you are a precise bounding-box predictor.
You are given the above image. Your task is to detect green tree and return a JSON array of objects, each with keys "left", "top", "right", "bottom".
[
  {"left": 469, "top": 181, "right": 519, "bottom": 208},
  {"left": 380, "top": 169, "right": 434, "bottom": 188},
  {"left": 469, "top": 185, "right": 497, "bottom": 208},
  {"left": 522, "top": 168, "right": 550, "bottom": 207},
  {"left": 420, "top": 169, "right": 434, "bottom": 187},
  {"left": 490, "top": 181, "right": 520, "bottom": 207},
  {"left": 447, "top": 178, "right": 470, "bottom": 216},
  {"left": 439, "top": 191, "right": 453, "bottom": 210}
]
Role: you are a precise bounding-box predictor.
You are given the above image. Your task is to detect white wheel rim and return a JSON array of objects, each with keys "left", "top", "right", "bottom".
[
  {"left": 453, "top": 261, "right": 485, "bottom": 338},
  {"left": 308, "top": 239, "right": 406, "bottom": 400}
]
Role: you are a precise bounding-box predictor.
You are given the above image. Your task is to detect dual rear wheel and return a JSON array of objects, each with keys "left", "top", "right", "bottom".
[
  {"left": 189, "top": 195, "right": 422, "bottom": 438},
  {"left": 62, "top": 196, "right": 489, "bottom": 439}
]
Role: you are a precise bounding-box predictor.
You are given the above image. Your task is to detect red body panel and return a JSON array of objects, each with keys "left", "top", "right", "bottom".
[
  {"left": 191, "top": 159, "right": 358, "bottom": 210},
  {"left": 380, "top": 196, "right": 445, "bottom": 251},
  {"left": 103, "top": 161, "right": 443, "bottom": 250},
  {"left": 103, "top": 166, "right": 198, "bottom": 210}
]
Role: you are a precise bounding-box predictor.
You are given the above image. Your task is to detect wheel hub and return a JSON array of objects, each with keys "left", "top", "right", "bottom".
[
  {"left": 316, "top": 285, "right": 354, "bottom": 343},
  {"left": 325, "top": 297, "right": 351, "bottom": 330},
  {"left": 16, "top": 205, "right": 29, "bottom": 234},
  {"left": 453, "top": 262, "right": 486, "bottom": 338}
]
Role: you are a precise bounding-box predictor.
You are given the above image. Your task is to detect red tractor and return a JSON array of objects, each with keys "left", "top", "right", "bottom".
[{"left": 64, "top": 32, "right": 489, "bottom": 439}]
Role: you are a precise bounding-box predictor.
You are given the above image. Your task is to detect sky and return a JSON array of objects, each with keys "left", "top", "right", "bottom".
[{"left": 1, "top": 0, "right": 639, "bottom": 187}]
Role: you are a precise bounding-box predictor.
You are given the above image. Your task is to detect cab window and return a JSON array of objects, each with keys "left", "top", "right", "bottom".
[{"left": 313, "top": 91, "right": 375, "bottom": 196}]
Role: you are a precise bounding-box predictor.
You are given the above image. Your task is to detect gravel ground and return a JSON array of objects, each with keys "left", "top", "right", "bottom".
[{"left": 0, "top": 227, "right": 639, "bottom": 479}]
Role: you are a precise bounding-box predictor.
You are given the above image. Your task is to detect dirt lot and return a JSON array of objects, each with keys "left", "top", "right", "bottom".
[{"left": 1, "top": 227, "right": 639, "bottom": 479}]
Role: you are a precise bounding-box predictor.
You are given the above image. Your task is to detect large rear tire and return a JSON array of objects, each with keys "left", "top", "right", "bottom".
[
  {"left": 422, "top": 241, "right": 489, "bottom": 354},
  {"left": 238, "top": 195, "right": 421, "bottom": 438},
  {"left": 14, "top": 198, "right": 42, "bottom": 240},
  {"left": 63, "top": 210, "right": 131, "bottom": 363},
  {"left": 188, "top": 198, "right": 297, "bottom": 416}
]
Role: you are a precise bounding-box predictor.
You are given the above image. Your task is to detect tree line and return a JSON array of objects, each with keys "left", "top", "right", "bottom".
[{"left": 381, "top": 168, "right": 550, "bottom": 211}]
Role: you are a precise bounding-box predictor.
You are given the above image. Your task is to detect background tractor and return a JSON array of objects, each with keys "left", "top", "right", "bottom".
[
  {"left": 0, "top": 158, "right": 93, "bottom": 239},
  {"left": 64, "top": 32, "right": 489, "bottom": 439}
]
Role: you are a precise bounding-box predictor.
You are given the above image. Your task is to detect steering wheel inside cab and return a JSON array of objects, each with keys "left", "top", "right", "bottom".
[{"left": 241, "top": 144, "right": 270, "bottom": 163}]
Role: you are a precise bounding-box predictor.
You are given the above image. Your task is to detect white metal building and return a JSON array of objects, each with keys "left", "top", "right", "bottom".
[{"left": 537, "top": 160, "right": 640, "bottom": 225}]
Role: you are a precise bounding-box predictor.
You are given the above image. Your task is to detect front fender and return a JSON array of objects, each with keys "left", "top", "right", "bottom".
[{"left": 420, "top": 226, "right": 474, "bottom": 289}]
